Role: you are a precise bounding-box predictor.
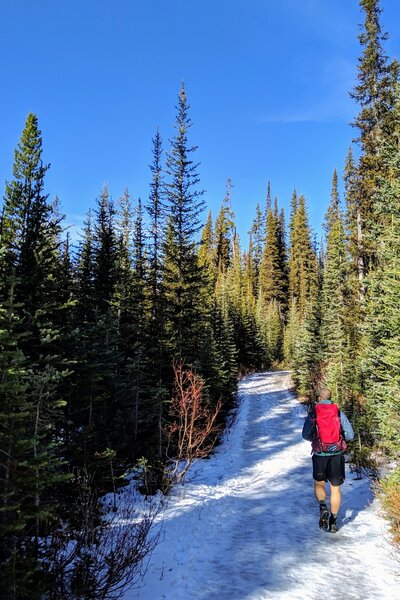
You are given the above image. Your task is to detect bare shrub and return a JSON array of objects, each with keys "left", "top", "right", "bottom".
[
  {"left": 42, "top": 470, "right": 160, "bottom": 599},
  {"left": 164, "top": 361, "right": 222, "bottom": 488}
]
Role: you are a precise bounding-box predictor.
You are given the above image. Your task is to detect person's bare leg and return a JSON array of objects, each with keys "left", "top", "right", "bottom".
[
  {"left": 315, "top": 480, "right": 329, "bottom": 529},
  {"left": 314, "top": 480, "right": 327, "bottom": 503},
  {"left": 330, "top": 484, "right": 341, "bottom": 515}
]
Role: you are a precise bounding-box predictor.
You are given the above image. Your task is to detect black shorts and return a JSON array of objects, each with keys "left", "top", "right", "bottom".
[{"left": 312, "top": 453, "right": 345, "bottom": 486}]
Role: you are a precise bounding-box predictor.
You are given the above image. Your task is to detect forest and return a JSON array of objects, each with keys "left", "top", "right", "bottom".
[{"left": 0, "top": 0, "right": 399, "bottom": 598}]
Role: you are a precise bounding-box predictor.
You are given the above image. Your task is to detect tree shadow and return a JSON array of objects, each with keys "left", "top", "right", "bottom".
[{"left": 135, "top": 374, "right": 385, "bottom": 600}]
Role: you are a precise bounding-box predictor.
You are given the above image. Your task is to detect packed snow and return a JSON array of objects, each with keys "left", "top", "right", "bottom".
[{"left": 126, "top": 371, "right": 400, "bottom": 600}]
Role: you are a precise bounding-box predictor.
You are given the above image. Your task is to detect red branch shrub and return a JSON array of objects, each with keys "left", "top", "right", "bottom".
[{"left": 165, "top": 361, "right": 222, "bottom": 486}]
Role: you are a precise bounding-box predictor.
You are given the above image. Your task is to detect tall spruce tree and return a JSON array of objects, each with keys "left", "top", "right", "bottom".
[
  {"left": 93, "top": 184, "right": 118, "bottom": 314},
  {"left": 163, "top": 83, "right": 207, "bottom": 363},
  {"left": 285, "top": 194, "right": 319, "bottom": 375},
  {"left": 349, "top": 0, "right": 399, "bottom": 277},
  {"left": 0, "top": 114, "right": 69, "bottom": 598},
  {"left": 249, "top": 202, "right": 264, "bottom": 292},
  {"left": 214, "top": 179, "right": 235, "bottom": 273},
  {"left": 364, "top": 89, "right": 400, "bottom": 458},
  {"left": 320, "top": 175, "right": 350, "bottom": 404},
  {"left": 146, "top": 130, "right": 168, "bottom": 458},
  {"left": 288, "top": 195, "right": 318, "bottom": 317},
  {"left": 259, "top": 200, "right": 287, "bottom": 308}
]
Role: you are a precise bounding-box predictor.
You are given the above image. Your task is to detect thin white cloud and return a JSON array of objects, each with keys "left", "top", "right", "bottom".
[{"left": 258, "top": 55, "right": 357, "bottom": 124}]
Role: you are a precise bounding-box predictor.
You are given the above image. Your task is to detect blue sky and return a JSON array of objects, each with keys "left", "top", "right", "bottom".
[{"left": 0, "top": 0, "right": 399, "bottom": 246}]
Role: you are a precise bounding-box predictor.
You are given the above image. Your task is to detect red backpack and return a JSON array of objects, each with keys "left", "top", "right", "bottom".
[{"left": 312, "top": 403, "right": 347, "bottom": 454}]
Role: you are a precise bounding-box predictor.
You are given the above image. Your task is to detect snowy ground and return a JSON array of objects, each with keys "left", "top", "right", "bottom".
[{"left": 126, "top": 371, "right": 400, "bottom": 600}]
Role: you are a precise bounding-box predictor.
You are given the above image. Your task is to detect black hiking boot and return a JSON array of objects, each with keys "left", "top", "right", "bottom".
[
  {"left": 329, "top": 514, "right": 338, "bottom": 533},
  {"left": 319, "top": 504, "right": 329, "bottom": 530}
]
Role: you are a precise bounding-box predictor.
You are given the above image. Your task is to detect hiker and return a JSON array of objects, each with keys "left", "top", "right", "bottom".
[{"left": 302, "top": 388, "right": 354, "bottom": 533}]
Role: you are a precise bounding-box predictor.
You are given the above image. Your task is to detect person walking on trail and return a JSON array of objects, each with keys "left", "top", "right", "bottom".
[{"left": 302, "top": 388, "right": 355, "bottom": 533}]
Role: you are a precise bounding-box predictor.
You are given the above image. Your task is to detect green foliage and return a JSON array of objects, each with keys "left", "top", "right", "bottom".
[
  {"left": 0, "top": 115, "right": 71, "bottom": 598},
  {"left": 363, "top": 111, "right": 400, "bottom": 458},
  {"left": 349, "top": 0, "right": 399, "bottom": 273},
  {"left": 379, "top": 467, "right": 400, "bottom": 544},
  {"left": 290, "top": 301, "right": 320, "bottom": 397},
  {"left": 288, "top": 195, "right": 318, "bottom": 318},
  {"left": 260, "top": 204, "right": 286, "bottom": 307},
  {"left": 163, "top": 84, "right": 207, "bottom": 364},
  {"left": 214, "top": 179, "right": 235, "bottom": 273},
  {"left": 249, "top": 202, "right": 265, "bottom": 292}
]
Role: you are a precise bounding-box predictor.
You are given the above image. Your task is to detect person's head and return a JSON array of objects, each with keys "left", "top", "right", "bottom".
[{"left": 319, "top": 388, "right": 332, "bottom": 401}]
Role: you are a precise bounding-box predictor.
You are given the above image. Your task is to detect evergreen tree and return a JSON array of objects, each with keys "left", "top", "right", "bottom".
[
  {"left": 198, "top": 210, "right": 214, "bottom": 281},
  {"left": 320, "top": 177, "right": 350, "bottom": 403},
  {"left": 291, "top": 300, "right": 321, "bottom": 397},
  {"left": 288, "top": 188, "right": 298, "bottom": 240},
  {"left": 364, "top": 91, "right": 400, "bottom": 457},
  {"left": 249, "top": 202, "right": 264, "bottom": 291},
  {"left": 324, "top": 169, "right": 340, "bottom": 236},
  {"left": 276, "top": 204, "right": 289, "bottom": 312},
  {"left": 0, "top": 114, "right": 70, "bottom": 598},
  {"left": 285, "top": 194, "right": 319, "bottom": 374},
  {"left": 71, "top": 192, "right": 121, "bottom": 475},
  {"left": 214, "top": 178, "right": 235, "bottom": 272},
  {"left": 147, "top": 128, "right": 165, "bottom": 328},
  {"left": 146, "top": 131, "right": 168, "bottom": 458},
  {"left": 76, "top": 209, "right": 96, "bottom": 323},
  {"left": 265, "top": 180, "right": 272, "bottom": 213},
  {"left": 259, "top": 200, "right": 287, "bottom": 308},
  {"left": 226, "top": 233, "right": 264, "bottom": 371},
  {"left": 350, "top": 0, "right": 399, "bottom": 274},
  {"left": 163, "top": 83, "right": 207, "bottom": 363},
  {"left": 283, "top": 297, "right": 302, "bottom": 366},
  {"left": 288, "top": 195, "right": 318, "bottom": 317},
  {"left": 93, "top": 184, "right": 118, "bottom": 314},
  {"left": 212, "top": 270, "right": 238, "bottom": 401}
]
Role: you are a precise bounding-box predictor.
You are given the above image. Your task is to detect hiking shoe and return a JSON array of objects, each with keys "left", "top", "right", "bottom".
[
  {"left": 329, "top": 515, "right": 338, "bottom": 533},
  {"left": 319, "top": 504, "right": 329, "bottom": 530}
]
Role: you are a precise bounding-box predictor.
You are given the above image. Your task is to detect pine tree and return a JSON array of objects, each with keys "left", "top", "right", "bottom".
[
  {"left": 291, "top": 300, "right": 321, "bottom": 397},
  {"left": 76, "top": 209, "right": 96, "bottom": 323},
  {"left": 285, "top": 194, "right": 319, "bottom": 376},
  {"left": 364, "top": 90, "right": 400, "bottom": 457},
  {"left": 163, "top": 83, "right": 207, "bottom": 363},
  {"left": 112, "top": 191, "right": 149, "bottom": 458},
  {"left": 125, "top": 196, "right": 152, "bottom": 455},
  {"left": 288, "top": 188, "right": 298, "bottom": 240},
  {"left": 198, "top": 210, "right": 214, "bottom": 281},
  {"left": 320, "top": 176, "right": 350, "bottom": 403},
  {"left": 288, "top": 195, "right": 318, "bottom": 317},
  {"left": 93, "top": 184, "right": 118, "bottom": 314},
  {"left": 0, "top": 114, "right": 70, "bottom": 598},
  {"left": 265, "top": 180, "right": 272, "bottom": 222},
  {"left": 145, "top": 131, "right": 168, "bottom": 460},
  {"left": 262, "top": 299, "right": 282, "bottom": 364},
  {"left": 324, "top": 169, "right": 340, "bottom": 236},
  {"left": 214, "top": 179, "right": 235, "bottom": 272},
  {"left": 259, "top": 200, "right": 287, "bottom": 308},
  {"left": 147, "top": 128, "right": 165, "bottom": 328},
  {"left": 212, "top": 271, "right": 238, "bottom": 400},
  {"left": 276, "top": 204, "right": 289, "bottom": 313},
  {"left": 0, "top": 275, "right": 36, "bottom": 598},
  {"left": 283, "top": 298, "right": 298, "bottom": 364},
  {"left": 349, "top": 0, "right": 399, "bottom": 275},
  {"left": 226, "top": 233, "right": 264, "bottom": 371},
  {"left": 249, "top": 203, "right": 264, "bottom": 292},
  {"left": 71, "top": 193, "right": 121, "bottom": 475}
]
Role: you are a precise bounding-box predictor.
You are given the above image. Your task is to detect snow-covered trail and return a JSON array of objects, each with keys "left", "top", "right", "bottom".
[{"left": 129, "top": 371, "right": 400, "bottom": 600}]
